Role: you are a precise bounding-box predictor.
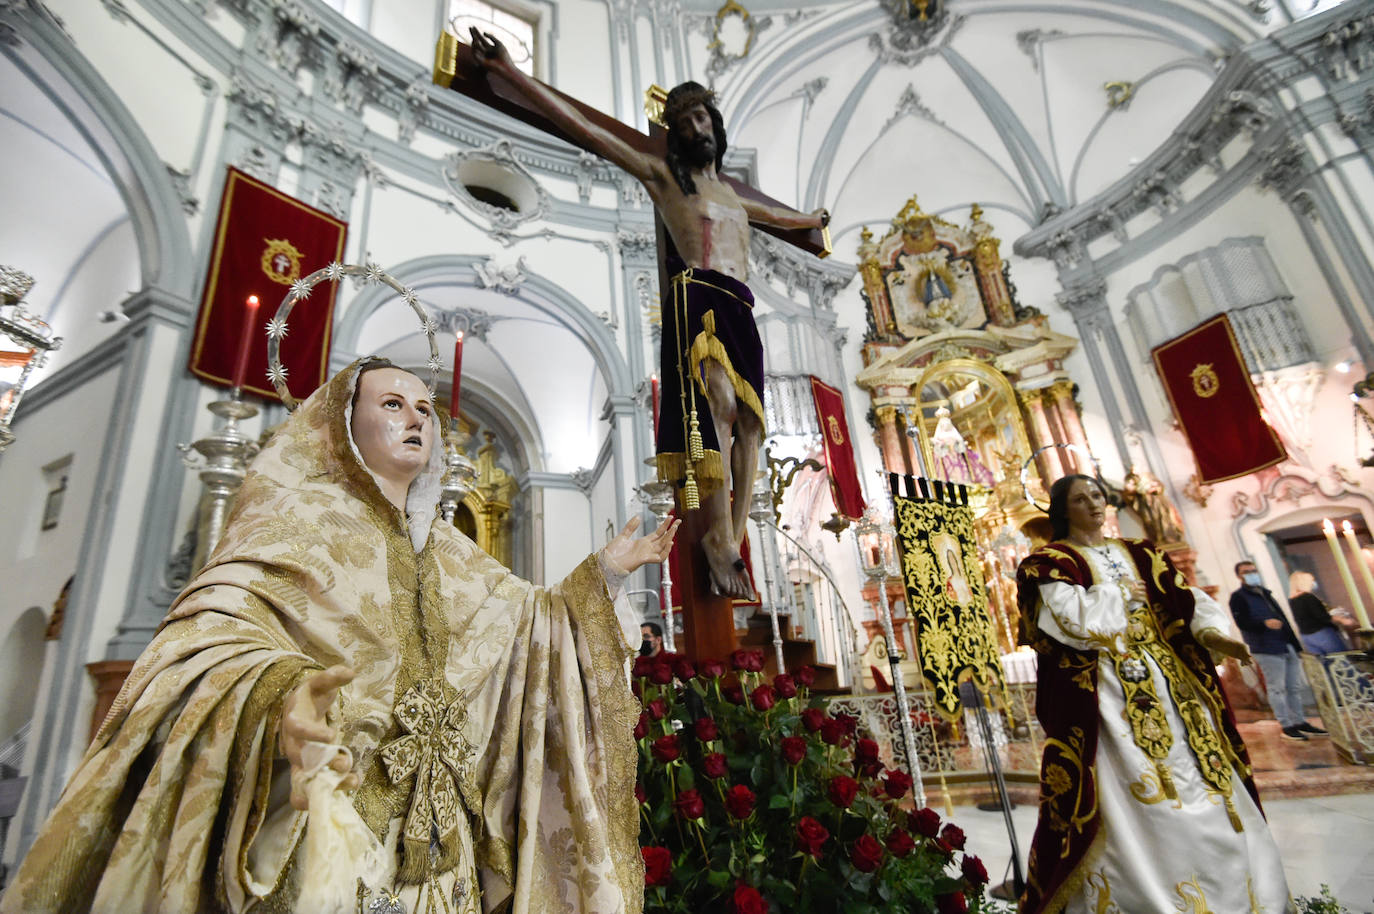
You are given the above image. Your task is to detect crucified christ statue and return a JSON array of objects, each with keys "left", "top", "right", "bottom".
[{"left": 469, "top": 30, "right": 828, "bottom": 599}]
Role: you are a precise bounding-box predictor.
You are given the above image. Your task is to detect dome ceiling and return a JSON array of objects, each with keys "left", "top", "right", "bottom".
[{"left": 709, "top": 0, "right": 1282, "bottom": 261}]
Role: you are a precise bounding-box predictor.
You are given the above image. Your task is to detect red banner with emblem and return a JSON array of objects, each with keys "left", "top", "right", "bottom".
[
  {"left": 189, "top": 167, "right": 348, "bottom": 401},
  {"left": 809, "top": 376, "right": 866, "bottom": 518},
  {"left": 1150, "top": 313, "right": 1287, "bottom": 484}
]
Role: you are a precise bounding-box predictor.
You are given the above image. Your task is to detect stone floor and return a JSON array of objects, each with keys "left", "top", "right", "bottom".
[{"left": 954, "top": 714, "right": 1374, "bottom": 912}]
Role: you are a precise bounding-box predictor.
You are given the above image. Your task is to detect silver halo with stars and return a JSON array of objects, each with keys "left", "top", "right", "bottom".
[{"left": 266, "top": 261, "right": 441, "bottom": 411}]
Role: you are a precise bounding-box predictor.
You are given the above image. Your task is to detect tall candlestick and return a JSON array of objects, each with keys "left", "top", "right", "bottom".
[
  {"left": 1323, "top": 518, "right": 1370, "bottom": 629},
  {"left": 650, "top": 373, "right": 660, "bottom": 435},
  {"left": 449, "top": 332, "right": 464, "bottom": 426},
  {"left": 231, "top": 295, "right": 260, "bottom": 390},
  {"left": 1339, "top": 519, "right": 1374, "bottom": 628}
]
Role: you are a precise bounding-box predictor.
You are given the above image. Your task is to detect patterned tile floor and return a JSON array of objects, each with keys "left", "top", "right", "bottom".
[{"left": 954, "top": 714, "right": 1374, "bottom": 912}]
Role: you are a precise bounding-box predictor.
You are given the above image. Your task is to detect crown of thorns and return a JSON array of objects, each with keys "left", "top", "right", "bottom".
[{"left": 663, "top": 83, "right": 719, "bottom": 129}]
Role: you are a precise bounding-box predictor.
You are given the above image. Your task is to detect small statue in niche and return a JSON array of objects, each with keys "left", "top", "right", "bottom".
[
  {"left": 930, "top": 406, "right": 995, "bottom": 487},
  {"left": 1121, "top": 466, "right": 1187, "bottom": 547}
]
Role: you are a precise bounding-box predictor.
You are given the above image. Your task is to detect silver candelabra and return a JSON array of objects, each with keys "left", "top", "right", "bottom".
[
  {"left": 635, "top": 475, "right": 677, "bottom": 652},
  {"left": 439, "top": 426, "right": 478, "bottom": 522},
  {"left": 854, "top": 512, "right": 927, "bottom": 808},
  {"left": 178, "top": 392, "right": 261, "bottom": 564}
]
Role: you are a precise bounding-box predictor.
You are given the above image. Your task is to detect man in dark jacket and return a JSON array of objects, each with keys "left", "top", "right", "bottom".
[{"left": 1229, "top": 560, "right": 1326, "bottom": 741}]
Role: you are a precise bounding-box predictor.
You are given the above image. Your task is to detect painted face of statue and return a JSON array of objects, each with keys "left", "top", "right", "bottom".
[
  {"left": 350, "top": 367, "right": 435, "bottom": 493},
  {"left": 674, "top": 102, "right": 717, "bottom": 168},
  {"left": 1065, "top": 477, "right": 1107, "bottom": 538}
]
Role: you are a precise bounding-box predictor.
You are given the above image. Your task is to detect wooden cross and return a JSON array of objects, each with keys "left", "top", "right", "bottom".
[{"left": 433, "top": 32, "right": 827, "bottom": 661}]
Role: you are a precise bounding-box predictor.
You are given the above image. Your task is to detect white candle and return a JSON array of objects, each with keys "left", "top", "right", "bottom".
[
  {"left": 1323, "top": 519, "right": 1371, "bottom": 629},
  {"left": 1339, "top": 520, "right": 1374, "bottom": 629}
]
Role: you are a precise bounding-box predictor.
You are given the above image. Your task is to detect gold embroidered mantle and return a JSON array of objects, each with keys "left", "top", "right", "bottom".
[{"left": 3, "top": 360, "right": 643, "bottom": 914}]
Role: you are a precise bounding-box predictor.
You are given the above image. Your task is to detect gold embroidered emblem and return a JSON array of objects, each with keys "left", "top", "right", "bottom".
[
  {"left": 1190, "top": 363, "right": 1220, "bottom": 398},
  {"left": 1172, "top": 874, "right": 1212, "bottom": 913},
  {"left": 827, "top": 414, "right": 845, "bottom": 445},
  {"left": 381, "top": 679, "right": 477, "bottom": 849},
  {"left": 260, "top": 237, "right": 303, "bottom": 285}
]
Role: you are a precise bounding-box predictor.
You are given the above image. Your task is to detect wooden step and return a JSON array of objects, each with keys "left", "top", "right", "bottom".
[{"left": 737, "top": 611, "right": 841, "bottom": 691}]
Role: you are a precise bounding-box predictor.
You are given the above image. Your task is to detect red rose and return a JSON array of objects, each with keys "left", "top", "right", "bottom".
[
  {"left": 780, "top": 736, "right": 807, "bottom": 766},
  {"left": 834, "top": 712, "right": 858, "bottom": 735},
  {"left": 885, "top": 829, "right": 915, "bottom": 858},
  {"left": 773, "top": 674, "right": 797, "bottom": 699},
  {"left": 819, "top": 718, "right": 846, "bottom": 746},
  {"left": 961, "top": 854, "right": 989, "bottom": 886},
  {"left": 912, "top": 806, "right": 942, "bottom": 838},
  {"left": 702, "top": 752, "right": 728, "bottom": 779},
  {"left": 633, "top": 713, "right": 648, "bottom": 740},
  {"left": 827, "top": 775, "right": 859, "bottom": 809},
  {"left": 940, "top": 823, "right": 967, "bottom": 850},
  {"left": 647, "top": 698, "right": 668, "bottom": 721},
  {"left": 800, "top": 708, "right": 825, "bottom": 733},
  {"left": 937, "top": 891, "right": 968, "bottom": 914},
  {"left": 674, "top": 788, "right": 705, "bottom": 820},
  {"left": 731, "top": 884, "right": 768, "bottom": 914},
  {"left": 883, "top": 769, "right": 914, "bottom": 800},
  {"left": 698, "top": 658, "right": 727, "bottom": 679},
  {"left": 651, "top": 734, "right": 681, "bottom": 764},
  {"left": 795, "top": 665, "right": 817, "bottom": 687},
  {"left": 693, "top": 717, "right": 719, "bottom": 741},
  {"left": 634, "top": 782, "right": 647, "bottom": 804},
  {"left": 850, "top": 834, "right": 885, "bottom": 873},
  {"left": 855, "top": 738, "right": 881, "bottom": 763},
  {"left": 631, "top": 679, "right": 642, "bottom": 698},
  {"left": 730, "top": 649, "right": 765, "bottom": 672},
  {"left": 632, "top": 656, "right": 655, "bottom": 679},
  {"left": 859, "top": 760, "right": 884, "bottom": 779},
  {"left": 750, "top": 685, "right": 776, "bottom": 711},
  {"left": 723, "top": 683, "right": 745, "bottom": 705},
  {"left": 649, "top": 661, "right": 673, "bottom": 685},
  {"left": 673, "top": 657, "right": 696, "bottom": 681},
  {"left": 724, "top": 784, "right": 756, "bottom": 819},
  {"left": 795, "top": 816, "right": 829, "bottom": 859},
  {"left": 642, "top": 846, "right": 671, "bottom": 886}
]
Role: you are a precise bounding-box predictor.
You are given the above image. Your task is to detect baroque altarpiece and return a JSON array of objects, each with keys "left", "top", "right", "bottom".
[{"left": 852, "top": 197, "right": 1089, "bottom": 662}]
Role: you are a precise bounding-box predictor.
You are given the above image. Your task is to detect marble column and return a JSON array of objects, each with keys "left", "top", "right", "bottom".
[
  {"left": 1048, "top": 380, "right": 1091, "bottom": 472},
  {"left": 1018, "top": 390, "right": 1058, "bottom": 484},
  {"left": 875, "top": 405, "right": 907, "bottom": 475}
]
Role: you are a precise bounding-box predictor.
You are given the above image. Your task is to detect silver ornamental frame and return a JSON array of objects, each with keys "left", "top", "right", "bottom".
[
  {"left": 1019, "top": 442, "right": 1101, "bottom": 511},
  {"left": 265, "top": 261, "right": 442, "bottom": 410}
]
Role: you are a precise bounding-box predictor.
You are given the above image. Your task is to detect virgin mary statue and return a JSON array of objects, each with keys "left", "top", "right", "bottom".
[{"left": 2, "top": 358, "right": 674, "bottom": 914}]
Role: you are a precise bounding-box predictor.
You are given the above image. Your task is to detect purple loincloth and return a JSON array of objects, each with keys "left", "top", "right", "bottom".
[{"left": 654, "top": 266, "right": 765, "bottom": 494}]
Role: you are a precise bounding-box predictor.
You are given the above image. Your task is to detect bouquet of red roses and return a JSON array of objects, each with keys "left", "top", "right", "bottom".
[{"left": 634, "top": 649, "right": 990, "bottom": 913}]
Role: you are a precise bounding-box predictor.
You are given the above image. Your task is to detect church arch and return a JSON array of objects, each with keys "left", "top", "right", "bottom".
[
  {"left": 0, "top": 607, "right": 49, "bottom": 744},
  {"left": 332, "top": 253, "right": 631, "bottom": 398},
  {"left": 3, "top": 14, "right": 196, "bottom": 302}
]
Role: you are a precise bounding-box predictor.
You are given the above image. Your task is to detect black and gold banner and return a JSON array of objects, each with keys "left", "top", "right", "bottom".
[{"left": 891, "top": 477, "right": 1005, "bottom": 721}]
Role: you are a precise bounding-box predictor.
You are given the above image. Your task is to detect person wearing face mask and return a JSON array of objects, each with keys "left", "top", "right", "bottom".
[
  {"left": 3, "top": 358, "right": 678, "bottom": 914},
  {"left": 1229, "top": 559, "right": 1325, "bottom": 741},
  {"left": 640, "top": 621, "right": 664, "bottom": 658}
]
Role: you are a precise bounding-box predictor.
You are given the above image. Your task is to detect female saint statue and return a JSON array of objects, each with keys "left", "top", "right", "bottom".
[
  {"left": 1015, "top": 474, "right": 1291, "bottom": 914},
  {"left": 3, "top": 359, "right": 676, "bottom": 914}
]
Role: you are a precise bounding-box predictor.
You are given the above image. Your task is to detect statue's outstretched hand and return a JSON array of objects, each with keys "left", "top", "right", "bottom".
[
  {"left": 282, "top": 664, "right": 359, "bottom": 810},
  {"left": 469, "top": 27, "right": 513, "bottom": 71},
  {"left": 1199, "top": 629, "right": 1253, "bottom": 666},
  {"left": 603, "top": 515, "right": 680, "bottom": 575}
]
